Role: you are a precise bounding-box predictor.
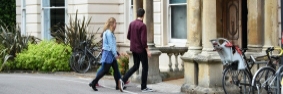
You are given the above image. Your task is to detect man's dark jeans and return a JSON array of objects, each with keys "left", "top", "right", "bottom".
[{"left": 122, "top": 50, "right": 148, "bottom": 90}]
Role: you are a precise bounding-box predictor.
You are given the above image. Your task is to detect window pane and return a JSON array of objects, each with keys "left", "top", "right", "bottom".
[
  {"left": 50, "top": 0, "right": 65, "bottom": 39},
  {"left": 50, "top": 9, "right": 65, "bottom": 29},
  {"left": 50, "top": 0, "right": 65, "bottom": 28},
  {"left": 171, "top": 5, "right": 187, "bottom": 39},
  {"left": 50, "top": 0, "right": 65, "bottom": 7},
  {"left": 169, "top": 0, "right": 186, "bottom": 4}
]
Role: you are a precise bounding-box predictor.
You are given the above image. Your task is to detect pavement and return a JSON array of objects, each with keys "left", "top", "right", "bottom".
[
  {"left": 55, "top": 71, "right": 185, "bottom": 94},
  {"left": 3, "top": 70, "right": 185, "bottom": 94}
]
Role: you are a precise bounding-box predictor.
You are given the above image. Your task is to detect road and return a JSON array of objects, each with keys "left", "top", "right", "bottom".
[{"left": 0, "top": 73, "right": 182, "bottom": 94}]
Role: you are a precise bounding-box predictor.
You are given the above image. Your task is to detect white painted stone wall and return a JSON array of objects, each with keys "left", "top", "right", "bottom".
[
  {"left": 16, "top": 0, "right": 172, "bottom": 72},
  {"left": 16, "top": 0, "right": 41, "bottom": 38}
]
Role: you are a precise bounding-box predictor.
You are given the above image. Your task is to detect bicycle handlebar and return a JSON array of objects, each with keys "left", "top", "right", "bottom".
[
  {"left": 265, "top": 47, "right": 283, "bottom": 62},
  {"left": 266, "top": 47, "right": 283, "bottom": 56},
  {"left": 274, "top": 47, "right": 283, "bottom": 56}
]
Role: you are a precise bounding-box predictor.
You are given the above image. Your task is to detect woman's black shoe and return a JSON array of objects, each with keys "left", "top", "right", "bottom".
[{"left": 89, "top": 82, "right": 98, "bottom": 91}]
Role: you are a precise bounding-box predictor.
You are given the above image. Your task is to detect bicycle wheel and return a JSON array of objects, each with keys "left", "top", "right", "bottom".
[
  {"left": 251, "top": 66, "right": 276, "bottom": 94},
  {"left": 222, "top": 66, "right": 251, "bottom": 94},
  {"left": 69, "top": 51, "right": 80, "bottom": 72},
  {"left": 76, "top": 53, "right": 91, "bottom": 73},
  {"left": 70, "top": 49, "right": 91, "bottom": 73},
  {"left": 275, "top": 65, "right": 283, "bottom": 94}
]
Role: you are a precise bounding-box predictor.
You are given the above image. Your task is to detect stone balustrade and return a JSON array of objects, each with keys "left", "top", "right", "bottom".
[
  {"left": 158, "top": 47, "right": 188, "bottom": 72},
  {"left": 157, "top": 47, "right": 188, "bottom": 80}
]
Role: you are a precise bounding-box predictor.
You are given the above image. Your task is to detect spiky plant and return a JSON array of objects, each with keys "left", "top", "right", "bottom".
[
  {"left": 0, "top": 24, "right": 30, "bottom": 71},
  {"left": 51, "top": 10, "right": 100, "bottom": 50}
]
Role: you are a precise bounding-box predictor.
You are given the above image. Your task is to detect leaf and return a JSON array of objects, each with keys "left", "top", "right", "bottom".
[{"left": 0, "top": 55, "right": 13, "bottom": 71}]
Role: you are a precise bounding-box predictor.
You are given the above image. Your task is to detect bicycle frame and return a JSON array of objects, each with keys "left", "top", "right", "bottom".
[
  {"left": 251, "top": 47, "right": 283, "bottom": 94},
  {"left": 84, "top": 46, "right": 101, "bottom": 65}
]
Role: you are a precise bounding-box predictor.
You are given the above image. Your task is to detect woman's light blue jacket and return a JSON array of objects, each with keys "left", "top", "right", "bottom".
[{"left": 102, "top": 29, "right": 118, "bottom": 58}]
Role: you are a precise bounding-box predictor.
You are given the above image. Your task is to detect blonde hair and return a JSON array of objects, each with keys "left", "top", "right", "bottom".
[{"left": 101, "top": 17, "right": 116, "bottom": 37}]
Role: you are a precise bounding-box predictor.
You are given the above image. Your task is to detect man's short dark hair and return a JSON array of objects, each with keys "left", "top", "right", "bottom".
[{"left": 137, "top": 8, "right": 145, "bottom": 17}]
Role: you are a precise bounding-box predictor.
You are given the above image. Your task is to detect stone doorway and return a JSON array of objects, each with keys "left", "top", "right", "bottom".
[{"left": 222, "top": 0, "right": 248, "bottom": 48}]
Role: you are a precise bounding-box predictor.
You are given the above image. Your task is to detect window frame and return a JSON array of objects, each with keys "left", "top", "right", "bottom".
[
  {"left": 168, "top": 2, "right": 187, "bottom": 45},
  {"left": 130, "top": 0, "right": 134, "bottom": 21},
  {"left": 21, "top": 0, "right": 26, "bottom": 35},
  {"left": 41, "top": 0, "right": 67, "bottom": 40}
]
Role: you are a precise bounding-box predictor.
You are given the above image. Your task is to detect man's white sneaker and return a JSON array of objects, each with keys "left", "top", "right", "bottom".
[
  {"left": 118, "top": 79, "right": 124, "bottom": 92},
  {"left": 142, "top": 88, "right": 154, "bottom": 92}
]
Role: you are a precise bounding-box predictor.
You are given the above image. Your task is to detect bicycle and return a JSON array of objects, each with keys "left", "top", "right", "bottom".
[
  {"left": 251, "top": 47, "right": 283, "bottom": 94},
  {"left": 210, "top": 38, "right": 274, "bottom": 94},
  {"left": 69, "top": 40, "right": 102, "bottom": 73},
  {"left": 211, "top": 38, "right": 254, "bottom": 94}
]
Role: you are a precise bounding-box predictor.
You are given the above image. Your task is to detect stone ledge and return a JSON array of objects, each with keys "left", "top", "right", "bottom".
[
  {"left": 160, "top": 71, "right": 184, "bottom": 81},
  {"left": 182, "top": 53, "right": 222, "bottom": 64},
  {"left": 181, "top": 84, "right": 224, "bottom": 94}
]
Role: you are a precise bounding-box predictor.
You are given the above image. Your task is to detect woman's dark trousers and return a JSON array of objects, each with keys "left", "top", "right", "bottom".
[{"left": 91, "top": 59, "right": 120, "bottom": 87}]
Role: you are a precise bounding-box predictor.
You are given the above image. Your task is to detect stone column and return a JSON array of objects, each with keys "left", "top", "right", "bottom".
[
  {"left": 186, "top": 0, "right": 202, "bottom": 51},
  {"left": 129, "top": 0, "right": 162, "bottom": 84},
  {"left": 181, "top": 0, "right": 202, "bottom": 92},
  {"left": 262, "top": 0, "right": 278, "bottom": 51},
  {"left": 143, "top": 0, "right": 162, "bottom": 84},
  {"left": 184, "top": 0, "right": 223, "bottom": 93},
  {"left": 201, "top": 0, "right": 217, "bottom": 52},
  {"left": 133, "top": 0, "right": 143, "bottom": 19},
  {"left": 143, "top": 0, "right": 154, "bottom": 46},
  {"left": 199, "top": 0, "right": 219, "bottom": 87},
  {"left": 247, "top": 0, "right": 263, "bottom": 52}
]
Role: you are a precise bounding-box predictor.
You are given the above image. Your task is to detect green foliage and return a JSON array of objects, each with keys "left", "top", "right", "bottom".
[
  {"left": 0, "top": 44, "right": 4, "bottom": 65},
  {"left": 14, "top": 40, "right": 72, "bottom": 72},
  {"left": 0, "top": 0, "right": 16, "bottom": 27},
  {"left": 0, "top": 25, "right": 31, "bottom": 71},
  {"left": 51, "top": 10, "right": 100, "bottom": 50},
  {"left": 116, "top": 53, "right": 129, "bottom": 75}
]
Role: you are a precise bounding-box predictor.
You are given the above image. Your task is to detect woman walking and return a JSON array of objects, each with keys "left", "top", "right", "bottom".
[{"left": 89, "top": 17, "right": 122, "bottom": 91}]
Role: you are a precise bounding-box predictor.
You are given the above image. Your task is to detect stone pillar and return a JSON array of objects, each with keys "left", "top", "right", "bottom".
[
  {"left": 143, "top": 0, "right": 154, "bottom": 46},
  {"left": 186, "top": 0, "right": 202, "bottom": 50},
  {"left": 129, "top": 0, "right": 162, "bottom": 84},
  {"left": 199, "top": 0, "right": 220, "bottom": 87},
  {"left": 143, "top": 0, "right": 162, "bottom": 84},
  {"left": 133, "top": 0, "right": 143, "bottom": 19},
  {"left": 181, "top": 0, "right": 202, "bottom": 92},
  {"left": 183, "top": 0, "right": 224, "bottom": 93},
  {"left": 247, "top": 0, "right": 263, "bottom": 52},
  {"left": 202, "top": 0, "right": 217, "bottom": 52},
  {"left": 262, "top": 0, "right": 278, "bottom": 51}
]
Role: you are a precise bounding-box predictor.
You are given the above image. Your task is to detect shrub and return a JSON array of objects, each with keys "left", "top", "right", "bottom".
[
  {"left": 13, "top": 40, "right": 72, "bottom": 72},
  {"left": 116, "top": 53, "right": 129, "bottom": 75},
  {"left": 0, "top": 24, "right": 31, "bottom": 71}
]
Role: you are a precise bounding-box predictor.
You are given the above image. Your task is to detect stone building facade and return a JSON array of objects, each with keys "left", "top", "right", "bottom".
[{"left": 16, "top": 0, "right": 281, "bottom": 93}]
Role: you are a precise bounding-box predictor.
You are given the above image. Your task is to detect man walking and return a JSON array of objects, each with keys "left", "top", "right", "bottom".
[{"left": 118, "top": 8, "right": 154, "bottom": 92}]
